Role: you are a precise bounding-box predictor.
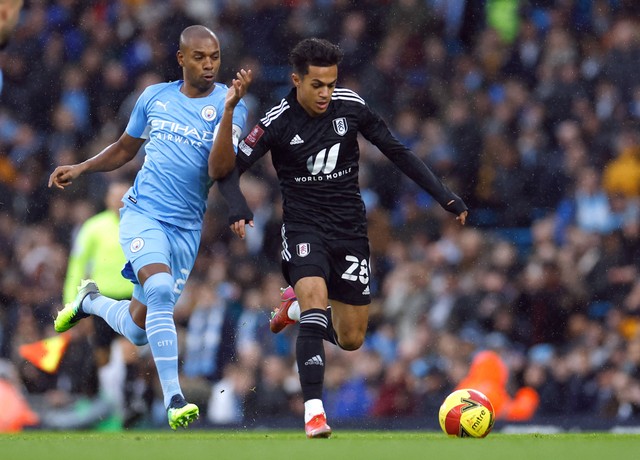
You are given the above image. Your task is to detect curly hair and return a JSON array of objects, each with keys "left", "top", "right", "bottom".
[{"left": 288, "top": 38, "right": 344, "bottom": 76}]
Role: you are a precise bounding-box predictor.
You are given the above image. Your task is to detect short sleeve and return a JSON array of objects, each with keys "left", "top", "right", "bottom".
[{"left": 125, "top": 89, "right": 150, "bottom": 139}]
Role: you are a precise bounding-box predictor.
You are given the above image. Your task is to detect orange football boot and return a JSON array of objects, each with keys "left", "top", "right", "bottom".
[{"left": 305, "top": 413, "right": 332, "bottom": 439}]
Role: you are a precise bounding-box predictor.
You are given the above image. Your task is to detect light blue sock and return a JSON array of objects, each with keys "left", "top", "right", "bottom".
[
  {"left": 143, "top": 272, "right": 181, "bottom": 408},
  {"left": 82, "top": 295, "right": 147, "bottom": 346}
]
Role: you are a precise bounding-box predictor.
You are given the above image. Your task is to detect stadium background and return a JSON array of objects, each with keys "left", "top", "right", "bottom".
[{"left": 1, "top": 0, "right": 640, "bottom": 431}]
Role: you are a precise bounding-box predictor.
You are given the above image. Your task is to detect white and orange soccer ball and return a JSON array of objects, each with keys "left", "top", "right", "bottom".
[{"left": 439, "top": 388, "right": 495, "bottom": 438}]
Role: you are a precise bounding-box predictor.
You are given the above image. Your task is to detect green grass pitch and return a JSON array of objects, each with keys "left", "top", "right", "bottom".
[{"left": 1, "top": 431, "right": 639, "bottom": 460}]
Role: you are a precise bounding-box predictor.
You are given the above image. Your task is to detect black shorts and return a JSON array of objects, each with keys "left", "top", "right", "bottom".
[{"left": 280, "top": 224, "right": 371, "bottom": 306}]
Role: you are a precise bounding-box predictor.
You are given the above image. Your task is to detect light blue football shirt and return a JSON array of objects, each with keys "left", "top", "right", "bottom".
[{"left": 125, "top": 81, "right": 247, "bottom": 230}]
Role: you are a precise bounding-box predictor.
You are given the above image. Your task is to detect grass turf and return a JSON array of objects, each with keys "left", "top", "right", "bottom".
[{"left": 1, "top": 431, "right": 639, "bottom": 460}]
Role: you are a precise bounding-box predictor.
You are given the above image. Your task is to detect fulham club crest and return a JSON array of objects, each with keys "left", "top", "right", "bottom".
[
  {"left": 296, "top": 243, "right": 310, "bottom": 257},
  {"left": 332, "top": 117, "right": 348, "bottom": 136}
]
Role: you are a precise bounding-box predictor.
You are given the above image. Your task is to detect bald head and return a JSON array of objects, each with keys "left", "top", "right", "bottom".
[
  {"left": 179, "top": 25, "right": 218, "bottom": 52},
  {"left": 176, "top": 25, "right": 221, "bottom": 97}
]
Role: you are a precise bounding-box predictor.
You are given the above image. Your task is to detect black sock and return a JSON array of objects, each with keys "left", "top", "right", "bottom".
[
  {"left": 296, "top": 309, "right": 328, "bottom": 401},
  {"left": 324, "top": 306, "right": 338, "bottom": 345}
]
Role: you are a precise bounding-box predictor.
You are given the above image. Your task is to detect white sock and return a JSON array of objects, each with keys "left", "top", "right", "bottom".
[
  {"left": 304, "top": 398, "right": 325, "bottom": 423},
  {"left": 288, "top": 300, "right": 301, "bottom": 321}
]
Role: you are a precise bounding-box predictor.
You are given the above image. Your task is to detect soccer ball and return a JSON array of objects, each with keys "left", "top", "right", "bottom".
[{"left": 439, "top": 388, "right": 495, "bottom": 438}]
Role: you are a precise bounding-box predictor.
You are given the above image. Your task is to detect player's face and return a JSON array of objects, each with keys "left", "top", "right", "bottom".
[
  {"left": 0, "top": 0, "right": 23, "bottom": 49},
  {"left": 177, "top": 35, "right": 221, "bottom": 96},
  {"left": 293, "top": 65, "right": 338, "bottom": 117}
]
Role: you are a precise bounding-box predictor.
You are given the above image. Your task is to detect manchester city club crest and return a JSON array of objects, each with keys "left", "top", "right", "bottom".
[
  {"left": 332, "top": 117, "right": 348, "bottom": 136},
  {"left": 130, "top": 237, "right": 145, "bottom": 253},
  {"left": 201, "top": 105, "right": 217, "bottom": 121},
  {"left": 296, "top": 243, "right": 310, "bottom": 257}
]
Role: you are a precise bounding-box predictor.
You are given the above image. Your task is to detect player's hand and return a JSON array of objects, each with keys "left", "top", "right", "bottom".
[
  {"left": 225, "top": 68, "right": 253, "bottom": 110},
  {"left": 229, "top": 218, "right": 254, "bottom": 239},
  {"left": 48, "top": 165, "right": 82, "bottom": 189},
  {"left": 456, "top": 210, "right": 468, "bottom": 226}
]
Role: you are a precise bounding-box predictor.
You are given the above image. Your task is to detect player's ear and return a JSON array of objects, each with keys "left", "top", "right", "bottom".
[
  {"left": 291, "top": 73, "right": 300, "bottom": 87},
  {"left": 176, "top": 50, "right": 184, "bottom": 67}
]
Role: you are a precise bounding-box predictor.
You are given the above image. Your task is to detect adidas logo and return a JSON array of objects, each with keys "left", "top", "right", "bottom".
[
  {"left": 362, "top": 285, "right": 370, "bottom": 295},
  {"left": 290, "top": 134, "right": 304, "bottom": 145},
  {"left": 304, "top": 354, "right": 324, "bottom": 366}
]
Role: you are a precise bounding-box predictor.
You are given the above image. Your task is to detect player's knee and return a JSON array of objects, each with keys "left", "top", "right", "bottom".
[
  {"left": 126, "top": 322, "right": 149, "bottom": 346},
  {"left": 337, "top": 330, "right": 365, "bottom": 351},
  {"left": 143, "top": 272, "right": 175, "bottom": 308}
]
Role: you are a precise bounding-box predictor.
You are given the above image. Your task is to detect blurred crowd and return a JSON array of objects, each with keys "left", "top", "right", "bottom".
[{"left": 1, "top": 0, "right": 640, "bottom": 430}]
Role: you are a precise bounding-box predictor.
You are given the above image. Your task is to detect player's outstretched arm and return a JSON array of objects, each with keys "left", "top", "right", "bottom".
[
  {"left": 48, "top": 133, "right": 144, "bottom": 189},
  {"left": 361, "top": 108, "right": 468, "bottom": 224},
  {"left": 386, "top": 147, "right": 469, "bottom": 223}
]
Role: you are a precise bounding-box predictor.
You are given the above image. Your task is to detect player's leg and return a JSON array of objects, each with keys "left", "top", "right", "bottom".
[
  {"left": 323, "top": 300, "right": 369, "bottom": 351},
  {"left": 280, "top": 226, "right": 333, "bottom": 437},
  {"left": 111, "top": 207, "right": 198, "bottom": 428},
  {"left": 325, "top": 235, "right": 371, "bottom": 351},
  {"left": 56, "top": 208, "right": 155, "bottom": 345},
  {"left": 100, "top": 259, "right": 195, "bottom": 429},
  {"left": 294, "top": 276, "right": 333, "bottom": 438},
  {"left": 299, "top": 235, "right": 370, "bottom": 434},
  {"left": 150, "top": 222, "right": 200, "bottom": 429},
  {"left": 54, "top": 279, "right": 148, "bottom": 346},
  {"left": 137, "top": 264, "right": 197, "bottom": 429},
  {"left": 121, "top": 260, "right": 198, "bottom": 429}
]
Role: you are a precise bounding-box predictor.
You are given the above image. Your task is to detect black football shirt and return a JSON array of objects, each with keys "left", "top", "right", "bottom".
[{"left": 236, "top": 87, "right": 465, "bottom": 240}]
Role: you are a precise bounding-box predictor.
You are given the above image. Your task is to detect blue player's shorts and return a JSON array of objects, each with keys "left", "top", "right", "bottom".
[{"left": 118, "top": 206, "right": 201, "bottom": 300}]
